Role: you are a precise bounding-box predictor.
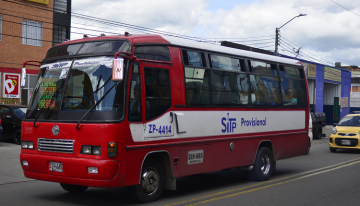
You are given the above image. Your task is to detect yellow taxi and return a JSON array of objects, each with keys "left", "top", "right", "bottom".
[{"left": 329, "top": 114, "right": 360, "bottom": 152}]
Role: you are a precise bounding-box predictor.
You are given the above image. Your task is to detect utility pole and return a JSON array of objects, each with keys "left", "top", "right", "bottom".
[
  {"left": 274, "top": 14, "right": 306, "bottom": 56},
  {"left": 275, "top": 28, "right": 279, "bottom": 56}
]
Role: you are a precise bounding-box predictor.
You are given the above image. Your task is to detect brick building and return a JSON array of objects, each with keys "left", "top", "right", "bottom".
[{"left": 0, "top": 0, "right": 71, "bottom": 105}]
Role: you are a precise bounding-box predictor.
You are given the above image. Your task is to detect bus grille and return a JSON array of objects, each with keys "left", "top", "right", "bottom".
[{"left": 38, "top": 138, "right": 74, "bottom": 153}]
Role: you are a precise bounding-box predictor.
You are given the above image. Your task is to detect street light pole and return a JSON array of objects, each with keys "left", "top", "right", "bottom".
[{"left": 275, "top": 14, "right": 306, "bottom": 56}]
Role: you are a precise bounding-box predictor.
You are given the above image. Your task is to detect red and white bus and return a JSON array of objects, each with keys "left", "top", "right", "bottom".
[{"left": 20, "top": 34, "right": 310, "bottom": 202}]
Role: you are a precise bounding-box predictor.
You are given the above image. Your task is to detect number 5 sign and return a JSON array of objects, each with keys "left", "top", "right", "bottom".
[{"left": 3, "top": 73, "right": 20, "bottom": 98}]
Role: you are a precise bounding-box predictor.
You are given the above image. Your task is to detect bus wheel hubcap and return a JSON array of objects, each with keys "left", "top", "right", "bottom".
[
  {"left": 141, "top": 168, "right": 159, "bottom": 195},
  {"left": 260, "top": 154, "right": 271, "bottom": 175}
]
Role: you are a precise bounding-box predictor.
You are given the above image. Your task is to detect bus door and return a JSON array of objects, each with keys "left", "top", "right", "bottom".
[
  {"left": 128, "top": 61, "right": 174, "bottom": 140},
  {"left": 142, "top": 61, "right": 174, "bottom": 139}
]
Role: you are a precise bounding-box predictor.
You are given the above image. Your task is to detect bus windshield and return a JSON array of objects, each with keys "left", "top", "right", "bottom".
[{"left": 26, "top": 57, "right": 126, "bottom": 122}]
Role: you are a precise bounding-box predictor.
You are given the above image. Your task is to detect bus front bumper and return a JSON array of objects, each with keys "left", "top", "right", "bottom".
[{"left": 20, "top": 153, "right": 121, "bottom": 188}]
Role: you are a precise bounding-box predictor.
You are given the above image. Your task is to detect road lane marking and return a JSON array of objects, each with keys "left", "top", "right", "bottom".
[
  {"left": 163, "top": 157, "right": 360, "bottom": 206},
  {"left": 186, "top": 160, "right": 360, "bottom": 206}
]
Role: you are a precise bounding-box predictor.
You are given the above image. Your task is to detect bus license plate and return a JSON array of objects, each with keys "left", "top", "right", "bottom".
[
  {"left": 49, "top": 162, "right": 63, "bottom": 172},
  {"left": 187, "top": 150, "right": 204, "bottom": 165},
  {"left": 341, "top": 140, "right": 351, "bottom": 145}
]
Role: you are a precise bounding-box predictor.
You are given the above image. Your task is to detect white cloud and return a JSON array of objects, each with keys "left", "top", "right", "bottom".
[{"left": 71, "top": 0, "right": 360, "bottom": 66}]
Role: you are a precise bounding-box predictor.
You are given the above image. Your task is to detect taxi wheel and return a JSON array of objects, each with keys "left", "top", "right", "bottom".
[
  {"left": 14, "top": 130, "right": 21, "bottom": 145},
  {"left": 60, "top": 183, "right": 88, "bottom": 193},
  {"left": 330, "top": 148, "right": 337, "bottom": 153},
  {"left": 250, "top": 147, "right": 273, "bottom": 181},
  {"left": 130, "top": 159, "right": 164, "bottom": 203}
]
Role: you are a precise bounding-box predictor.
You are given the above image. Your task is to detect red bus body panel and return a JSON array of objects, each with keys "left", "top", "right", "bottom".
[{"left": 20, "top": 35, "right": 310, "bottom": 188}]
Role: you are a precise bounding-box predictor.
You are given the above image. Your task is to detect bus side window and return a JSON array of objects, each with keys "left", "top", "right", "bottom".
[
  {"left": 281, "top": 78, "right": 307, "bottom": 107},
  {"left": 128, "top": 63, "right": 142, "bottom": 122},
  {"left": 145, "top": 68, "right": 171, "bottom": 121},
  {"left": 249, "top": 60, "right": 277, "bottom": 76},
  {"left": 250, "top": 75, "right": 281, "bottom": 106},
  {"left": 182, "top": 50, "right": 206, "bottom": 67},
  {"left": 184, "top": 67, "right": 210, "bottom": 105}
]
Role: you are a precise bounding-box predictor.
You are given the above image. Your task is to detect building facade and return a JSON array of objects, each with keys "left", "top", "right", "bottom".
[
  {"left": 0, "top": 0, "right": 71, "bottom": 105},
  {"left": 341, "top": 65, "right": 360, "bottom": 113}
]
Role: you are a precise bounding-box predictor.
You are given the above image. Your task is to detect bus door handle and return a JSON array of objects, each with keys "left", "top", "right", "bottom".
[{"left": 170, "top": 112, "right": 173, "bottom": 123}]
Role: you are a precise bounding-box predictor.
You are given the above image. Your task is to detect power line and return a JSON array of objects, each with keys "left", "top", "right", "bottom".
[
  {"left": 280, "top": 37, "right": 334, "bottom": 65},
  {"left": 330, "top": 0, "right": 360, "bottom": 17},
  {"left": 200, "top": 35, "right": 274, "bottom": 39},
  {"left": 1, "top": 33, "right": 53, "bottom": 43},
  {"left": 257, "top": 44, "right": 274, "bottom": 49},
  {"left": 0, "top": 0, "right": 337, "bottom": 65},
  {"left": 2, "top": 0, "right": 207, "bottom": 42},
  {"left": 223, "top": 38, "right": 275, "bottom": 43},
  {"left": 280, "top": 42, "right": 334, "bottom": 66}
]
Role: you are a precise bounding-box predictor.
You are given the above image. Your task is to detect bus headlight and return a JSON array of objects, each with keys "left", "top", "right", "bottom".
[
  {"left": 332, "top": 127, "right": 337, "bottom": 135},
  {"left": 108, "top": 142, "right": 117, "bottom": 157},
  {"left": 81, "top": 145, "right": 101, "bottom": 155},
  {"left": 92, "top": 146, "right": 101, "bottom": 155},
  {"left": 22, "top": 141, "right": 34, "bottom": 149}
]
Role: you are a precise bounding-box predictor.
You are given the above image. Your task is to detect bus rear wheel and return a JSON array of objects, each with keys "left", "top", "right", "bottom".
[
  {"left": 250, "top": 147, "right": 274, "bottom": 181},
  {"left": 60, "top": 183, "right": 88, "bottom": 193},
  {"left": 130, "top": 159, "right": 164, "bottom": 203}
]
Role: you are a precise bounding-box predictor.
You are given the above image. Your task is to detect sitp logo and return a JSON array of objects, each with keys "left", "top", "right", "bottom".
[{"left": 221, "top": 113, "right": 236, "bottom": 133}]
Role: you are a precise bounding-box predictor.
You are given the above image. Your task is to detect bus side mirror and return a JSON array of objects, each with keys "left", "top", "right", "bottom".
[
  {"left": 112, "top": 58, "right": 124, "bottom": 82},
  {"left": 21, "top": 67, "right": 26, "bottom": 88}
]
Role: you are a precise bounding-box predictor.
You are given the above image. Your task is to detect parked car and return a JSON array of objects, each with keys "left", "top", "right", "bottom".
[
  {"left": 329, "top": 114, "right": 360, "bottom": 152},
  {"left": 310, "top": 109, "right": 326, "bottom": 139},
  {"left": 0, "top": 105, "right": 27, "bottom": 145}
]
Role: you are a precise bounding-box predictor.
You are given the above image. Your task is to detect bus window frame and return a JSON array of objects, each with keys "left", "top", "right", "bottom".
[
  {"left": 138, "top": 61, "right": 173, "bottom": 122},
  {"left": 180, "top": 48, "right": 307, "bottom": 109}
]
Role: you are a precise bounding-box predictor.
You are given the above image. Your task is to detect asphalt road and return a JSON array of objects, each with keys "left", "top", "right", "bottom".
[{"left": 1, "top": 125, "right": 360, "bottom": 206}]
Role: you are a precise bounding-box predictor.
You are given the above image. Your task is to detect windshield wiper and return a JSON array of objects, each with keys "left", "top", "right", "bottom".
[{"left": 76, "top": 82, "right": 118, "bottom": 129}]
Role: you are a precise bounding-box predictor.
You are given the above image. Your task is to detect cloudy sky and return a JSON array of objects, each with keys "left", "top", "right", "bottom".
[{"left": 71, "top": 0, "right": 360, "bottom": 67}]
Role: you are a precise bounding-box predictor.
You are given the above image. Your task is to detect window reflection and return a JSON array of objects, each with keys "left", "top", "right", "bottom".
[{"left": 250, "top": 75, "right": 280, "bottom": 105}]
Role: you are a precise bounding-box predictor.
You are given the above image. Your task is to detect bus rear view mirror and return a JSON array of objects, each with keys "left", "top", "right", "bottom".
[{"left": 112, "top": 58, "right": 124, "bottom": 81}]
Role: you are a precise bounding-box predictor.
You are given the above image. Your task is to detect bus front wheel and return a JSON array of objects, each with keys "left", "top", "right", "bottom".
[
  {"left": 130, "top": 159, "right": 164, "bottom": 203},
  {"left": 250, "top": 147, "right": 274, "bottom": 181},
  {"left": 60, "top": 183, "right": 88, "bottom": 193}
]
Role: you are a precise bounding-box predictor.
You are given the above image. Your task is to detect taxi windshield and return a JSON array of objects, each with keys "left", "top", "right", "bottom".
[
  {"left": 337, "top": 116, "right": 360, "bottom": 127},
  {"left": 26, "top": 57, "right": 126, "bottom": 122}
]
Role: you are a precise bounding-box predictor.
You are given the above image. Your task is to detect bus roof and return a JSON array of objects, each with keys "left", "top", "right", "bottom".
[{"left": 56, "top": 34, "right": 301, "bottom": 66}]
